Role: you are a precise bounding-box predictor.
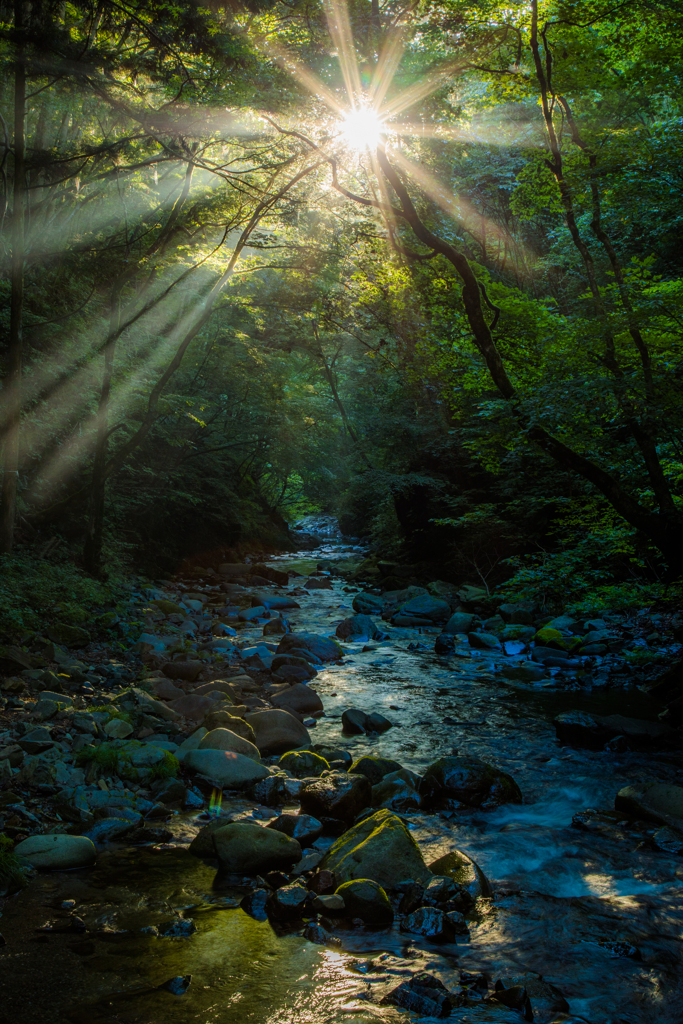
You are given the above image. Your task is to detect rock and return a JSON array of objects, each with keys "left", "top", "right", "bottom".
[
  {"left": 157, "top": 917, "right": 197, "bottom": 938},
  {"left": 444, "top": 612, "right": 476, "bottom": 634},
  {"left": 14, "top": 834, "right": 96, "bottom": 870},
  {"left": 501, "top": 625, "right": 536, "bottom": 643},
  {"left": 396, "top": 594, "right": 450, "bottom": 622},
  {"left": 182, "top": 749, "right": 269, "bottom": 789},
  {"left": 203, "top": 712, "right": 254, "bottom": 741},
  {"left": 532, "top": 646, "right": 569, "bottom": 663},
  {"left": 371, "top": 769, "right": 421, "bottom": 812},
  {"left": 132, "top": 688, "right": 181, "bottom": 723},
  {"left": 153, "top": 599, "right": 185, "bottom": 615},
  {"left": 82, "top": 818, "right": 136, "bottom": 844},
  {"left": 32, "top": 699, "right": 60, "bottom": 720},
  {"left": 272, "top": 664, "right": 317, "bottom": 684},
  {"left": 240, "top": 888, "right": 269, "bottom": 921},
  {"left": 162, "top": 660, "right": 205, "bottom": 682},
  {"left": 268, "top": 883, "right": 309, "bottom": 918},
  {"left": 104, "top": 718, "right": 134, "bottom": 739},
  {"left": 366, "top": 712, "right": 392, "bottom": 733},
  {"left": 276, "top": 632, "right": 342, "bottom": 663},
  {"left": 554, "top": 711, "right": 675, "bottom": 751},
  {"left": 341, "top": 708, "right": 368, "bottom": 734},
  {"left": 615, "top": 782, "right": 683, "bottom": 829},
  {"left": 311, "top": 893, "right": 345, "bottom": 913},
  {"left": 651, "top": 825, "right": 683, "bottom": 854},
  {"left": 212, "top": 821, "right": 301, "bottom": 873},
  {"left": 267, "top": 813, "right": 323, "bottom": 846},
  {"left": 427, "top": 849, "right": 492, "bottom": 899},
  {"left": 498, "top": 603, "right": 534, "bottom": 625},
  {"left": 352, "top": 593, "right": 384, "bottom": 615},
  {"left": 271, "top": 684, "right": 323, "bottom": 715},
  {"left": 245, "top": 709, "right": 311, "bottom": 754},
  {"left": 189, "top": 818, "right": 233, "bottom": 857},
  {"left": 161, "top": 975, "right": 192, "bottom": 996},
  {"left": 150, "top": 678, "right": 185, "bottom": 701},
  {"left": 581, "top": 643, "right": 607, "bottom": 655},
  {"left": 239, "top": 605, "right": 267, "bottom": 621},
  {"left": 154, "top": 778, "right": 187, "bottom": 804},
  {"left": 501, "top": 662, "right": 547, "bottom": 683},
  {"left": 434, "top": 633, "right": 459, "bottom": 655},
  {"left": 381, "top": 972, "right": 458, "bottom": 1017},
  {"left": 278, "top": 750, "right": 329, "bottom": 777},
  {"left": 46, "top": 623, "right": 90, "bottom": 648},
  {"left": 219, "top": 562, "right": 251, "bottom": 577},
  {"left": 400, "top": 906, "right": 453, "bottom": 940},
  {"left": 18, "top": 727, "right": 54, "bottom": 754},
  {"left": 420, "top": 756, "right": 522, "bottom": 810},
  {"left": 252, "top": 773, "right": 289, "bottom": 807},
  {"left": 534, "top": 627, "right": 568, "bottom": 649},
  {"left": 467, "top": 631, "right": 501, "bottom": 650},
  {"left": 176, "top": 727, "right": 207, "bottom": 758},
  {"left": 335, "top": 614, "right": 379, "bottom": 640},
  {"left": 457, "top": 585, "right": 488, "bottom": 605},
  {"left": 335, "top": 878, "right": 393, "bottom": 925},
  {"left": 349, "top": 756, "right": 403, "bottom": 785},
  {"left": 320, "top": 809, "right": 431, "bottom": 888},
  {"left": 198, "top": 728, "right": 261, "bottom": 761},
  {"left": 309, "top": 868, "right": 337, "bottom": 894},
  {"left": 170, "top": 694, "right": 217, "bottom": 722},
  {"left": 300, "top": 771, "right": 371, "bottom": 823}
]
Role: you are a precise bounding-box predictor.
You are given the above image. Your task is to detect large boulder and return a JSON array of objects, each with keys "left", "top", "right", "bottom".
[
  {"left": 300, "top": 771, "right": 371, "bottom": 823},
  {"left": 615, "top": 782, "right": 683, "bottom": 829},
  {"left": 420, "top": 756, "right": 522, "bottom": 810},
  {"left": 245, "top": 710, "right": 311, "bottom": 754},
  {"left": 182, "top": 749, "right": 268, "bottom": 789},
  {"left": 320, "top": 809, "right": 431, "bottom": 889},
  {"left": 14, "top": 834, "right": 96, "bottom": 870},
  {"left": 212, "top": 822, "right": 301, "bottom": 873},
  {"left": 198, "top": 728, "right": 261, "bottom": 762},
  {"left": 336, "top": 878, "right": 393, "bottom": 925},
  {"left": 427, "top": 849, "right": 492, "bottom": 899},
  {"left": 276, "top": 632, "right": 343, "bottom": 663},
  {"left": 270, "top": 684, "right": 323, "bottom": 716},
  {"left": 371, "top": 770, "right": 421, "bottom": 812}
]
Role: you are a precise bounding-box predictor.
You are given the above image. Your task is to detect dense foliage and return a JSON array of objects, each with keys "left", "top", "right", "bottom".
[{"left": 1, "top": 0, "right": 682, "bottom": 609}]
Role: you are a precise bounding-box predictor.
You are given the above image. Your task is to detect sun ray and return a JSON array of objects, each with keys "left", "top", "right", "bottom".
[
  {"left": 369, "top": 23, "right": 408, "bottom": 109},
  {"left": 389, "top": 148, "right": 533, "bottom": 264},
  {"left": 324, "top": 0, "right": 363, "bottom": 106}
]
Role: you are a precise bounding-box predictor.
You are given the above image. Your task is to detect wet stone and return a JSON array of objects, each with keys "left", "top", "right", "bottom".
[
  {"left": 400, "top": 906, "right": 453, "bottom": 941},
  {"left": 267, "top": 883, "right": 309, "bottom": 919},
  {"left": 381, "top": 972, "right": 459, "bottom": 1018},
  {"left": 158, "top": 918, "right": 196, "bottom": 938},
  {"left": 267, "top": 813, "right": 323, "bottom": 846},
  {"left": 240, "top": 888, "right": 269, "bottom": 921}
]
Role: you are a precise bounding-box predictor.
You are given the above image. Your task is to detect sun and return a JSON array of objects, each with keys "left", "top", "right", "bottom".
[{"left": 339, "top": 106, "right": 383, "bottom": 150}]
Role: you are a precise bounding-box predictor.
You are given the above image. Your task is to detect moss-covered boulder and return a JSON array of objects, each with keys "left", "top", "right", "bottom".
[
  {"left": 153, "top": 599, "right": 185, "bottom": 616},
  {"left": 336, "top": 878, "right": 393, "bottom": 925},
  {"left": 420, "top": 756, "right": 522, "bottom": 811},
  {"left": 203, "top": 711, "right": 255, "bottom": 743},
  {"left": 534, "top": 627, "right": 568, "bottom": 650},
  {"left": 321, "top": 809, "right": 431, "bottom": 889},
  {"left": 212, "top": 821, "right": 301, "bottom": 873},
  {"left": 349, "top": 755, "right": 403, "bottom": 786},
  {"left": 198, "top": 728, "right": 261, "bottom": 762},
  {"left": 278, "top": 750, "right": 329, "bottom": 777}
]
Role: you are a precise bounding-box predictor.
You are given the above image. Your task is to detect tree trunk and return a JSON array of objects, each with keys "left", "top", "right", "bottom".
[{"left": 0, "top": 1, "right": 26, "bottom": 554}]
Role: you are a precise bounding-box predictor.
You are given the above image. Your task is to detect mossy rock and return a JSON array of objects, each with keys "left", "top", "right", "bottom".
[
  {"left": 47, "top": 622, "right": 90, "bottom": 648},
  {"left": 420, "top": 756, "right": 522, "bottom": 810},
  {"left": 96, "top": 612, "right": 119, "bottom": 629},
  {"left": 501, "top": 625, "right": 536, "bottom": 642},
  {"left": 349, "top": 756, "right": 403, "bottom": 786},
  {"left": 321, "top": 809, "right": 431, "bottom": 889},
  {"left": 278, "top": 750, "right": 330, "bottom": 777},
  {"left": 336, "top": 878, "right": 393, "bottom": 925},
  {"left": 153, "top": 599, "right": 185, "bottom": 616},
  {"left": 534, "top": 627, "right": 568, "bottom": 650}
]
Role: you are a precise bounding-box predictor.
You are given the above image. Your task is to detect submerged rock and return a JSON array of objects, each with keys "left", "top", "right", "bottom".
[
  {"left": 320, "top": 809, "right": 431, "bottom": 888},
  {"left": 420, "top": 756, "right": 522, "bottom": 810}
]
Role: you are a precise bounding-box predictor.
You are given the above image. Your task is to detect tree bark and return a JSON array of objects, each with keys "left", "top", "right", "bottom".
[{"left": 0, "top": 0, "right": 26, "bottom": 554}]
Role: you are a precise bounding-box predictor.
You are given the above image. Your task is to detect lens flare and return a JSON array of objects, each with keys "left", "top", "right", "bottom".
[{"left": 340, "top": 107, "right": 383, "bottom": 150}]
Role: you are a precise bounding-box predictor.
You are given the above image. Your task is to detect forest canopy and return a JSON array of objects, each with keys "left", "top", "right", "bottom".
[{"left": 1, "top": 0, "right": 682, "bottom": 609}]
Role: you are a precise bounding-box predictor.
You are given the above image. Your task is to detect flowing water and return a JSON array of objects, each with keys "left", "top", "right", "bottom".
[{"left": 2, "top": 538, "right": 682, "bottom": 1024}]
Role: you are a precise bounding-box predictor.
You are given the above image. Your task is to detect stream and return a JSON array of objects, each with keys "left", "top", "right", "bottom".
[{"left": 1, "top": 539, "right": 682, "bottom": 1024}]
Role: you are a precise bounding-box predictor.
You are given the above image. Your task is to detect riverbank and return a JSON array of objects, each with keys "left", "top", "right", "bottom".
[{"left": 1, "top": 540, "right": 682, "bottom": 1023}]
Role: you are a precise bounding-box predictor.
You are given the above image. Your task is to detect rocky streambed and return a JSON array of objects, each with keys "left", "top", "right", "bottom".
[{"left": 1, "top": 543, "right": 682, "bottom": 1024}]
